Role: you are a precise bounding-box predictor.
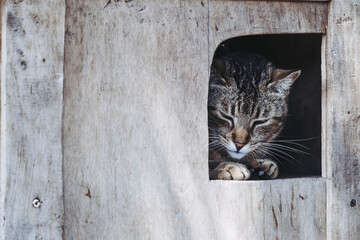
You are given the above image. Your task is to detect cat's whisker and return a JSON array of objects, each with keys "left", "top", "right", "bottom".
[
  {"left": 272, "top": 145, "right": 312, "bottom": 157},
  {"left": 262, "top": 143, "right": 311, "bottom": 155},
  {"left": 253, "top": 149, "right": 266, "bottom": 160},
  {"left": 252, "top": 148, "right": 264, "bottom": 158},
  {"left": 249, "top": 151, "right": 262, "bottom": 166},
  {"left": 259, "top": 145, "right": 302, "bottom": 166},
  {"left": 251, "top": 150, "right": 260, "bottom": 159},
  {"left": 209, "top": 141, "right": 224, "bottom": 149},
  {"left": 203, "top": 140, "right": 224, "bottom": 151},
  {"left": 264, "top": 153, "right": 284, "bottom": 167},
  {"left": 269, "top": 149, "right": 303, "bottom": 165},
  {"left": 273, "top": 136, "right": 319, "bottom": 142},
  {"left": 265, "top": 147, "right": 296, "bottom": 160},
  {"left": 266, "top": 150, "right": 299, "bottom": 166},
  {"left": 208, "top": 145, "right": 222, "bottom": 150},
  {"left": 256, "top": 148, "right": 283, "bottom": 165},
  {"left": 218, "top": 135, "right": 226, "bottom": 140},
  {"left": 209, "top": 134, "right": 225, "bottom": 140},
  {"left": 247, "top": 151, "right": 254, "bottom": 160},
  {"left": 269, "top": 140, "right": 311, "bottom": 150},
  {"left": 211, "top": 145, "right": 226, "bottom": 155},
  {"left": 210, "top": 147, "right": 220, "bottom": 152},
  {"left": 210, "top": 147, "right": 223, "bottom": 153},
  {"left": 255, "top": 147, "right": 284, "bottom": 167},
  {"left": 208, "top": 143, "right": 223, "bottom": 150},
  {"left": 250, "top": 150, "right": 257, "bottom": 159},
  {"left": 209, "top": 144, "right": 222, "bottom": 149},
  {"left": 271, "top": 146, "right": 311, "bottom": 156}
]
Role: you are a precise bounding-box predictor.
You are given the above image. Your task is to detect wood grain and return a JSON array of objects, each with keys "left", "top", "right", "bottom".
[
  {"left": 326, "top": 0, "right": 360, "bottom": 239},
  {"left": 209, "top": 1, "right": 328, "bottom": 57},
  {"left": 63, "top": 1, "right": 209, "bottom": 239},
  {"left": 63, "top": 0, "right": 326, "bottom": 239},
  {"left": 0, "top": 0, "right": 65, "bottom": 239},
  {"left": 4, "top": 0, "right": 360, "bottom": 239}
]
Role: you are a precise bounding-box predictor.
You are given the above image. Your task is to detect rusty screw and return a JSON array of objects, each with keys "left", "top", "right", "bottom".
[
  {"left": 32, "top": 198, "right": 41, "bottom": 208},
  {"left": 350, "top": 199, "right": 356, "bottom": 207}
]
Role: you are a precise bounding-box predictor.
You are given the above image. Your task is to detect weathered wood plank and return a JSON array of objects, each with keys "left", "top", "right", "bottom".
[
  {"left": 0, "top": 0, "right": 65, "bottom": 239},
  {"left": 63, "top": 0, "right": 209, "bottom": 239},
  {"left": 208, "top": 178, "right": 326, "bottom": 239},
  {"left": 326, "top": 0, "right": 360, "bottom": 239},
  {"left": 209, "top": 1, "right": 328, "bottom": 56}
]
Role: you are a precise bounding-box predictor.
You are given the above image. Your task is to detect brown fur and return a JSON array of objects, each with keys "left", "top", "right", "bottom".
[{"left": 208, "top": 53, "right": 300, "bottom": 180}]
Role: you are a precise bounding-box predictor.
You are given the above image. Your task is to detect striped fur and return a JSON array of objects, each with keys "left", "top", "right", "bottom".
[{"left": 208, "top": 53, "right": 300, "bottom": 180}]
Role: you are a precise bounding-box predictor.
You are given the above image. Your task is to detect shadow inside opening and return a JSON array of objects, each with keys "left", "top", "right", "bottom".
[{"left": 210, "top": 34, "right": 322, "bottom": 179}]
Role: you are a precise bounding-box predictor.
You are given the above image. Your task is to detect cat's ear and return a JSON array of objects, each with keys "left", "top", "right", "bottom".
[
  {"left": 267, "top": 69, "right": 301, "bottom": 95},
  {"left": 210, "top": 59, "right": 227, "bottom": 85},
  {"left": 211, "top": 59, "right": 226, "bottom": 77}
]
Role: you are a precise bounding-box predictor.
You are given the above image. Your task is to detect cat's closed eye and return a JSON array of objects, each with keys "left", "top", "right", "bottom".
[
  {"left": 214, "top": 111, "right": 234, "bottom": 128},
  {"left": 251, "top": 119, "right": 269, "bottom": 131}
]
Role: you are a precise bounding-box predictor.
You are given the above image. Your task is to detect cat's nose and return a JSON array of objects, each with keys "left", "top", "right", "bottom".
[{"left": 234, "top": 141, "right": 246, "bottom": 152}]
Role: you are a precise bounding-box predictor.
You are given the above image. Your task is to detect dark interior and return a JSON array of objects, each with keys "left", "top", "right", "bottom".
[{"left": 213, "top": 34, "right": 322, "bottom": 178}]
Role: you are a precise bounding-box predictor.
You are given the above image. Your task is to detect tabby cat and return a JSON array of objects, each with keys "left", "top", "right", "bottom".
[{"left": 208, "top": 53, "right": 300, "bottom": 180}]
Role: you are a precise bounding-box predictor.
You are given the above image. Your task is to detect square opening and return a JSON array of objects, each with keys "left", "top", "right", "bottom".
[{"left": 209, "top": 34, "right": 322, "bottom": 179}]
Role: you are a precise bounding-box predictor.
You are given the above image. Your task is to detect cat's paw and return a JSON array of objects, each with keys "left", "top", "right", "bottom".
[
  {"left": 256, "top": 159, "right": 279, "bottom": 179},
  {"left": 210, "top": 162, "right": 251, "bottom": 180}
]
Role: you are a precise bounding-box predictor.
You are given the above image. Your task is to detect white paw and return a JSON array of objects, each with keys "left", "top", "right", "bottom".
[
  {"left": 257, "top": 159, "right": 279, "bottom": 179},
  {"left": 210, "top": 162, "right": 251, "bottom": 180}
]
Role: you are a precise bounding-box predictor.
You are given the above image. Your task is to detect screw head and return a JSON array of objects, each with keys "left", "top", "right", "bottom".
[
  {"left": 32, "top": 198, "right": 41, "bottom": 208},
  {"left": 350, "top": 199, "right": 356, "bottom": 207}
]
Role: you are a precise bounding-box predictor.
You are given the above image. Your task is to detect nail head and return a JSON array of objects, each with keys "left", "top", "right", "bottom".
[{"left": 32, "top": 198, "right": 41, "bottom": 208}]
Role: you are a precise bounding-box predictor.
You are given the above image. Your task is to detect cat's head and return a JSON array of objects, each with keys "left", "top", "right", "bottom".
[{"left": 208, "top": 53, "right": 300, "bottom": 160}]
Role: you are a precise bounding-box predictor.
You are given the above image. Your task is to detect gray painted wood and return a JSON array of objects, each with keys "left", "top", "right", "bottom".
[
  {"left": 0, "top": 0, "right": 65, "bottom": 239},
  {"left": 209, "top": 1, "right": 328, "bottom": 56},
  {"left": 2, "top": 0, "right": 359, "bottom": 239},
  {"left": 325, "top": 0, "right": 360, "bottom": 239},
  {"left": 63, "top": 1, "right": 327, "bottom": 239}
]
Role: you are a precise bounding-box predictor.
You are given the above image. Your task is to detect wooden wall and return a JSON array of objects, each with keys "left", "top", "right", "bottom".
[
  {"left": 1, "top": 0, "right": 359, "bottom": 239},
  {"left": 325, "top": 0, "right": 360, "bottom": 238},
  {"left": 0, "top": 0, "right": 65, "bottom": 239}
]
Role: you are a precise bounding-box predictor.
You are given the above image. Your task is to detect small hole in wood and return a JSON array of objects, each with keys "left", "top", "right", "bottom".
[{"left": 32, "top": 198, "right": 41, "bottom": 208}]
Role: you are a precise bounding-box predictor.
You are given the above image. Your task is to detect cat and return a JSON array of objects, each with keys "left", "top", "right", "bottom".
[{"left": 208, "top": 53, "right": 300, "bottom": 180}]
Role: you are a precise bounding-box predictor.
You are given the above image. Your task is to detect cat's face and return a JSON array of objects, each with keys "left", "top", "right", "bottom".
[{"left": 208, "top": 54, "right": 300, "bottom": 160}]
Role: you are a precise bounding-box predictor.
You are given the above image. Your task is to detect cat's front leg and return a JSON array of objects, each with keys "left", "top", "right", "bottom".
[
  {"left": 252, "top": 159, "right": 279, "bottom": 179},
  {"left": 210, "top": 162, "right": 251, "bottom": 180}
]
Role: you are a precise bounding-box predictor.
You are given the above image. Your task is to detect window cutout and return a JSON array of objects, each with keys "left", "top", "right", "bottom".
[{"left": 209, "top": 34, "right": 321, "bottom": 180}]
